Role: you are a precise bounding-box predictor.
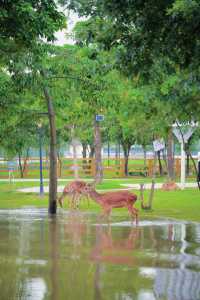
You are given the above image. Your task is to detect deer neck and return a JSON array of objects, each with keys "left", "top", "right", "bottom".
[{"left": 89, "top": 190, "right": 102, "bottom": 203}]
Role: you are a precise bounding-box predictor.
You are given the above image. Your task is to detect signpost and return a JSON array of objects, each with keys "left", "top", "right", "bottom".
[{"left": 172, "top": 121, "right": 198, "bottom": 189}]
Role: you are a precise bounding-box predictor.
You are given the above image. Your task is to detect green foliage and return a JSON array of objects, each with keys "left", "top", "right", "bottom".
[
  {"left": 63, "top": 0, "right": 200, "bottom": 71},
  {"left": 0, "top": 0, "right": 65, "bottom": 47}
]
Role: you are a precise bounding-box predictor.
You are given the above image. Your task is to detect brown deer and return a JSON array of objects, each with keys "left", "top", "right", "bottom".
[
  {"left": 83, "top": 183, "right": 139, "bottom": 224},
  {"left": 58, "top": 180, "right": 88, "bottom": 209}
]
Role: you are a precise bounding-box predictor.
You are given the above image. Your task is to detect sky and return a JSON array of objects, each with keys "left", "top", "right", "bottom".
[{"left": 54, "top": 11, "right": 81, "bottom": 45}]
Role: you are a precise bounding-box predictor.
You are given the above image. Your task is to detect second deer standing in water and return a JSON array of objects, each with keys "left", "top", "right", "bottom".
[{"left": 84, "top": 184, "right": 139, "bottom": 224}]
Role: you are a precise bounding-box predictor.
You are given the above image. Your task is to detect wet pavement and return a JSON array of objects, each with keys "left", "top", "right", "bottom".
[{"left": 0, "top": 208, "right": 200, "bottom": 300}]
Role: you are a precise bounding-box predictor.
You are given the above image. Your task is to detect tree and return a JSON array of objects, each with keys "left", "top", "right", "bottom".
[
  {"left": 47, "top": 44, "right": 115, "bottom": 183},
  {"left": 63, "top": 0, "right": 200, "bottom": 133},
  {"left": 0, "top": 0, "right": 65, "bottom": 59},
  {"left": 0, "top": 1, "right": 65, "bottom": 214}
]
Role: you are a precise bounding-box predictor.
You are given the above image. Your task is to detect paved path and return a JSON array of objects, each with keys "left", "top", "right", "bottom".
[
  {"left": 18, "top": 182, "right": 198, "bottom": 193},
  {"left": 18, "top": 185, "right": 135, "bottom": 193},
  {"left": 0, "top": 178, "right": 93, "bottom": 182},
  {"left": 120, "top": 182, "right": 198, "bottom": 189},
  {"left": 0, "top": 178, "right": 132, "bottom": 182}
]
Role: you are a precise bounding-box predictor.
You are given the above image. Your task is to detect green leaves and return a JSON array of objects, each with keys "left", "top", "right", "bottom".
[{"left": 0, "top": 0, "right": 65, "bottom": 44}]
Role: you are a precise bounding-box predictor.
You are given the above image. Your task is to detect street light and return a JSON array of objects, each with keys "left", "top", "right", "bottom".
[{"left": 38, "top": 122, "right": 44, "bottom": 196}]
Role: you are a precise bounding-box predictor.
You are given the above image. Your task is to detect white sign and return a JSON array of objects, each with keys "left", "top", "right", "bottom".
[
  {"left": 173, "top": 127, "right": 195, "bottom": 143},
  {"left": 173, "top": 121, "right": 198, "bottom": 127},
  {"left": 153, "top": 138, "right": 165, "bottom": 152}
]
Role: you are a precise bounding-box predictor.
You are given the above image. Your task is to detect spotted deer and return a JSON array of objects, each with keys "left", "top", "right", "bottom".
[
  {"left": 83, "top": 183, "right": 139, "bottom": 224},
  {"left": 58, "top": 180, "right": 89, "bottom": 209}
]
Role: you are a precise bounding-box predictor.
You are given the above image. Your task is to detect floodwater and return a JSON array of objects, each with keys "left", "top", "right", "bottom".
[{"left": 0, "top": 209, "right": 200, "bottom": 300}]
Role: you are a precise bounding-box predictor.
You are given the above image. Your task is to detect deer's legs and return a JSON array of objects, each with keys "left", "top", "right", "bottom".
[
  {"left": 128, "top": 205, "right": 139, "bottom": 225},
  {"left": 101, "top": 206, "right": 112, "bottom": 224},
  {"left": 75, "top": 193, "right": 81, "bottom": 209},
  {"left": 69, "top": 193, "right": 76, "bottom": 209},
  {"left": 86, "top": 194, "right": 90, "bottom": 208},
  {"left": 57, "top": 192, "right": 68, "bottom": 208},
  {"left": 69, "top": 192, "right": 81, "bottom": 209}
]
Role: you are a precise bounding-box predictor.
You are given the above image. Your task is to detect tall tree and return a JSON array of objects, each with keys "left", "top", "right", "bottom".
[{"left": 1, "top": 1, "right": 65, "bottom": 214}]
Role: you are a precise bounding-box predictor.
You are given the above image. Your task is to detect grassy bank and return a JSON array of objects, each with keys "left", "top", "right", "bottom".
[{"left": 0, "top": 181, "right": 199, "bottom": 222}]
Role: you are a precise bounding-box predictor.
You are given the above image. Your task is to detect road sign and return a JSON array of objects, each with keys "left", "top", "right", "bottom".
[{"left": 96, "top": 115, "right": 104, "bottom": 122}]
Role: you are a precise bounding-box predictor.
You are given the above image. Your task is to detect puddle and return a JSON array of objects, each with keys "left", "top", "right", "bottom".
[{"left": 0, "top": 209, "right": 199, "bottom": 300}]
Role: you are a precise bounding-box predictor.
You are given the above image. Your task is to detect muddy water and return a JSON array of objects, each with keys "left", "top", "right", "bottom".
[{"left": 0, "top": 209, "right": 200, "bottom": 300}]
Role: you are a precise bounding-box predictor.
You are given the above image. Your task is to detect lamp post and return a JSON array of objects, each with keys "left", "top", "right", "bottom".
[{"left": 38, "top": 122, "right": 44, "bottom": 196}]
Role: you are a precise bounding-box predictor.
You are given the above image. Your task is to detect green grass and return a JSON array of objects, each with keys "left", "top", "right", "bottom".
[{"left": 0, "top": 180, "right": 199, "bottom": 222}]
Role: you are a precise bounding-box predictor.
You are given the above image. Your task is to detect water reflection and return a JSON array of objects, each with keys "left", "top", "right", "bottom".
[
  {"left": 49, "top": 217, "right": 59, "bottom": 300},
  {"left": 0, "top": 209, "right": 200, "bottom": 300},
  {"left": 90, "top": 225, "right": 140, "bottom": 265}
]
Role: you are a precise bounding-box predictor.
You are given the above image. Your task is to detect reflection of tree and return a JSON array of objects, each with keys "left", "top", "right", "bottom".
[
  {"left": 94, "top": 263, "right": 102, "bottom": 300},
  {"left": 49, "top": 216, "right": 59, "bottom": 300}
]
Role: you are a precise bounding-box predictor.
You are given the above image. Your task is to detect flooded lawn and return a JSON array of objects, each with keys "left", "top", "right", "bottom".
[{"left": 0, "top": 209, "right": 200, "bottom": 300}]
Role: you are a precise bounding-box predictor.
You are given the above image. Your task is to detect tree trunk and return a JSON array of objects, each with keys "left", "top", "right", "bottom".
[
  {"left": 122, "top": 143, "right": 131, "bottom": 176},
  {"left": 118, "top": 140, "right": 121, "bottom": 159},
  {"left": 22, "top": 148, "right": 29, "bottom": 177},
  {"left": 82, "top": 142, "right": 87, "bottom": 158},
  {"left": 89, "top": 144, "right": 95, "bottom": 158},
  {"left": 157, "top": 150, "right": 163, "bottom": 176},
  {"left": 107, "top": 137, "right": 110, "bottom": 167},
  {"left": 145, "top": 152, "right": 156, "bottom": 209},
  {"left": 186, "top": 149, "right": 200, "bottom": 190},
  {"left": 115, "top": 143, "right": 118, "bottom": 161},
  {"left": 124, "top": 154, "right": 129, "bottom": 176},
  {"left": 143, "top": 145, "right": 147, "bottom": 170},
  {"left": 94, "top": 119, "right": 103, "bottom": 184},
  {"left": 167, "top": 128, "right": 175, "bottom": 181},
  {"left": 82, "top": 142, "right": 88, "bottom": 174},
  {"left": 42, "top": 72, "right": 57, "bottom": 214},
  {"left": 18, "top": 152, "right": 24, "bottom": 178},
  {"left": 71, "top": 126, "right": 79, "bottom": 180},
  {"left": 57, "top": 151, "right": 62, "bottom": 178}
]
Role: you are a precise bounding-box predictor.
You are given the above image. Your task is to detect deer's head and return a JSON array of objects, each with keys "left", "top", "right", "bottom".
[{"left": 83, "top": 182, "right": 96, "bottom": 194}]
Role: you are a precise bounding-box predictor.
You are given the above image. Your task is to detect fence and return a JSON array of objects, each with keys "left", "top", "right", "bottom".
[{"left": 0, "top": 157, "right": 196, "bottom": 179}]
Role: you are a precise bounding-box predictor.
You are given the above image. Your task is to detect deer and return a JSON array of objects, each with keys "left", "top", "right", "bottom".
[
  {"left": 83, "top": 183, "right": 139, "bottom": 224},
  {"left": 58, "top": 180, "right": 89, "bottom": 209}
]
